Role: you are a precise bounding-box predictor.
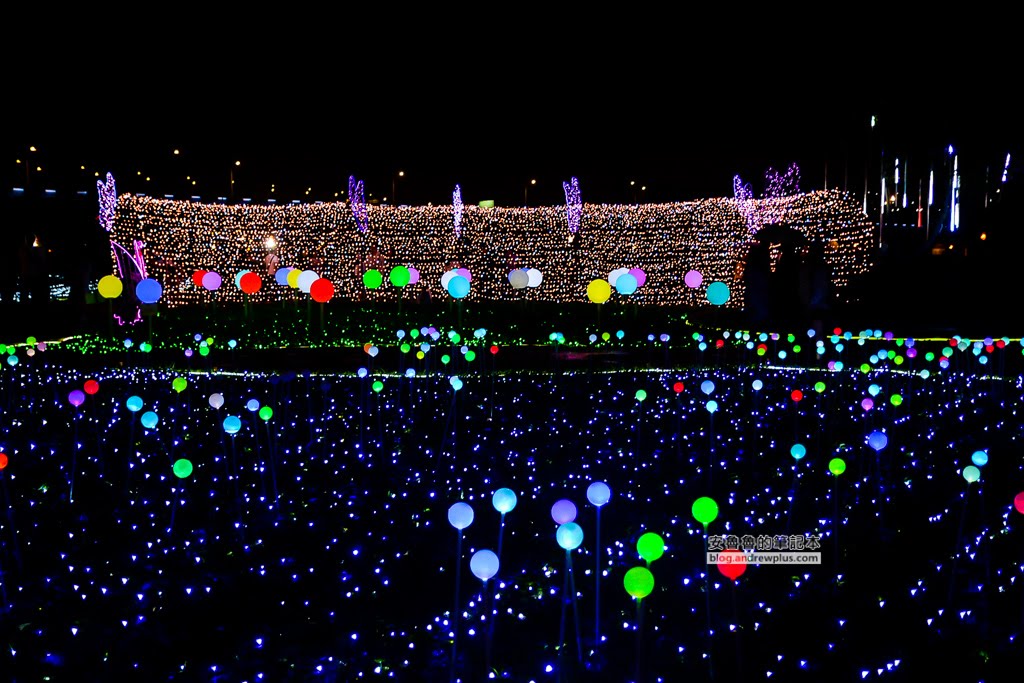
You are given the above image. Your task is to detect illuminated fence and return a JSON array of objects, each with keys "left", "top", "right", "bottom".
[{"left": 110, "top": 190, "right": 874, "bottom": 308}]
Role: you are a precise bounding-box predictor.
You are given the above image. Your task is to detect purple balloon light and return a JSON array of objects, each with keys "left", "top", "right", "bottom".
[
  {"left": 202, "top": 271, "right": 222, "bottom": 291},
  {"left": 68, "top": 389, "right": 86, "bottom": 407},
  {"left": 551, "top": 499, "right": 577, "bottom": 524},
  {"left": 629, "top": 267, "right": 647, "bottom": 287},
  {"left": 684, "top": 270, "right": 703, "bottom": 288}
]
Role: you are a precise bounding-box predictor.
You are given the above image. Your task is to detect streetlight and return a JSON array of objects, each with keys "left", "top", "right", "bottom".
[
  {"left": 524, "top": 178, "right": 536, "bottom": 206},
  {"left": 230, "top": 160, "right": 241, "bottom": 201},
  {"left": 392, "top": 170, "right": 405, "bottom": 205}
]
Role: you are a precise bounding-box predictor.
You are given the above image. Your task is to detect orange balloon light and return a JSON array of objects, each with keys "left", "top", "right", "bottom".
[
  {"left": 0, "top": 453, "right": 7, "bottom": 470},
  {"left": 239, "top": 272, "right": 262, "bottom": 294},
  {"left": 310, "top": 278, "right": 334, "bottom": 303}
]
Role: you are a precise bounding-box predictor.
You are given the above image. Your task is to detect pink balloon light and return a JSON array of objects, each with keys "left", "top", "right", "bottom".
[
  {"left": 684, "top": 270, "right": 703, "bottom": 288},
  {"left": 456, "top": 267, "right": 472, "bottom": 282},
  {"left": 408, "top": 267, "right": 420, "bottom": 284},
  {"left": 202, "top": 271, "right": 222, "bottom": 291},
  {"left": 1015, "top": 491, "right": 1024, "bottom": 515},
  {"left": 629, "top": 268, "right": 647, "bottom": 287}
]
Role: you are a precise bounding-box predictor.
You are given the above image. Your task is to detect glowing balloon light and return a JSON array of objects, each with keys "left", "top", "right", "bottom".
[
  {"left": 890, "top": 394, "right": 903, "bottom": 407},
  {"left": 635, "top": 389, "right": 647, "bottom": 401},
  {"left": 447, "top": 275, "right": 470, "bottom": 299},
  {"left": 587, "top": 279, "right": 611, "bottom": 304},
  {"left": 963, "top": 465, "right": 980, "bottom": 483},
  {"left": 448, "top": 502, "right": 474, "bottom": 530},
  {"left": 752, "top": 380, "right": 763, "bottom": 391},
  {"left": 692, "top": 497, "right": 719, "bottom": 526},
  {"left": 208, "top": 393, "right": 224, "bottom": 409},
  {"left": 83, "top": 380, "right": 100, "bottom": 395},
  {"left": 1014, "top": 492, "right": 1024, "bottom": 515},
  {"left": 970, "top": 450, "right": 988, "bottom": 467},
  {"left": 717, "top": 550, "right": 747, "bottom": 580},
  {"left": 202, "top": 271, "right": 222, "bottom": 290},
  {"left": 275, "top": 267, "right": 292, "bottom": 286},
  {"left": 556, "top": 522, "right": 584, "bottom": 551},
  {"left": 68, "top": 390, "right": 86, "bottom": 407},
  {"left": 98, "top": 275, "right": 123, "bottom": 299},
  {"left": 790, "top": 443, "right": 807, "bottom": 460},
  {"left": 407, "top": 267, "right": 420, "bottom": 284},
  {"left": 615, "top": 272, "right": 638, "bottom": 295},
  {"left": 637, "top": 532, "right": 665, "bottom": 563},
  {"left": 791, "top": 389, "right": 804, "bottom": 402},
  {"left": 449, "top": 376, "right": 463, "bottom": 391},
  {"left": 705, "top": 400, "right": 718, "bottom": 413},
  {"left": 861, "top": 398, "right": 874, "bottom": 411},
  {"left": 298, "top": 270, "right": 319, "bottom": 293},
  {"left": 192, "top": 270, "right": 208, "bottom": 287},
  {"left": 258, "top": 406, "right": 273, "bottom": 421},
  {"left": 700, "top": 380, "right": 715, "bottom": 395},
  {"left": 623, "top": 566, "right": 654, "bottom": 599},
  {"left": 223, "top": 415, "right": 242, "bottom": 434},
  {"left": 829, "top": 458, "right": 847, "bottom": 476},
  {"left": 310, "top": 278, "right": 335, "bottom": 303},
  {"left": 172, "top": 459, "right": 193, "bottom": 479},
  {"left": 673, "top": 381, "right": 684, "bottom": 393},
  {"left": 509, "top": 269, "right": 529, "bottom": 289},
  {"left": 172, "top": 377, "right": 188, "bottom": 393},
  {"left": 551, "top": 499, "right": 577, "bottom": 524},
  {"left": 140, "top": 411, "right": 159, "bottom": 429},
  {"left": 234, "top": 270, "right": 251, "bottom": 289},
  {"left": 470, "top": 549, "right": 499, "bottom": 581},
  {"left": 867, "top": 431, "right": 888, "bottom": 452},
  {"left": 126, "top": 396, "right": 143, "bottom": 412},
  {"left": 246, "top": 399, "right": 260, "bottom": 412},
  {"left": 628, "top": 267, "right": 646, "bottom": 287},
  {"left": 136, "top": 278, "right": 163, "bottom": 304},
  {"left": 492, "top": 488, "right": 517, "bottom": 514},
  {"left": 286, "top": 269, "right": 301, "bottom": 289},
  {"left": 706, "top": 281, "right": 730, "bottom": 305},
  {"left": 526, "top": 268, "right": 543, "bottom": 288},
  {"left": 239, "top": 272, "right": 262, "bottom": 294},
  {"left": 389, "top": 265, "right": 411, "bottom": 287},
  {"left": 587, "top": 482, "right": 611, "bottom": 507},
  {"left": 684, "top": 270, "right": 703, "bottom": 288},
  {"left": 0, "top": 453, "right": 7, "bottom": 470}
]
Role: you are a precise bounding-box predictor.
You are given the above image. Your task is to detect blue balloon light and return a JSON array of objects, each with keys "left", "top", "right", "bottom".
[
  {"left": 274, "top": 267, "right": 292, "bottom": 286},
  {"left": 752, "top": 379, "right": 764, "bottom": 391},
  {"left": 706, "top": 281, "right": 730, "bottom": 305},
  {"left": 126, "top": 396, "right": 143, "bottom": 412},
  {"left": 450, "top": 376, "right": 463, "bottom": 391},
  {"left": 700, "top": 380, "right": 715, "bottom": 395},
  {"left": 551, "top": 499, "right": 577, "bottom": 524},
  {"left": 223, "top": 415, "right": 242, "bottom": 434},
  {"left": 790, "top": 443, "right": 807, "bottom": 460},
  {"left": 470, "top": 549, "right": 499, "bottom": 581},
  {"left": 136, "top": 278, "right": 163, "bottom": 304},
  {"left": 615, "top": 273, "right": 638, "bottom": 295},
  {"left": 492, "top": 488, "right": 517, "bottom": 514},
  {"left": 867, "top": 430, "right": 888, "bottom": 452},
  {"left": 706, "top": 400, "right": 718, "bottom": 413},
  {"left": 246, "top": 399, "right": 260, "bottom": 412},
  {"left": 971, "top": 450, "right": 988, "bottom": 467},
  {"left": 587, "top": 481, "right": 611, "bottom": 507},
  {"left": 556, "top": 522, "right": 584, "bottom": 550},
  {"left": 447, "top": 275, "right": 470, "bottom": 299},
  {"left": 140, "top": 411, "right": 159, "bottom": 429},
  {"left": 448, "top": 502, "right": 474, "bottom": 530}
]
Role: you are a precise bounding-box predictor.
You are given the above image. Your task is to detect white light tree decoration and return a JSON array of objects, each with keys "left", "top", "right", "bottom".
[
  {"left": 98, "top": 172, "right": 146, "bottom": 325},
  {"left": 733, "top": 162, "right": 802, "bottom": 231},
  {"left": 453, "top": 184, "right": 463, "bottom": 239},
  {"left": 562, "top": 176, "right": 581, "bottom": 242}
]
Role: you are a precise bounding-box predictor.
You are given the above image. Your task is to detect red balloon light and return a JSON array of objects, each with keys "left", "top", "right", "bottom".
[
  {"left": 1015, "top": 491, "right": 1024, "bottom": 515},
  {"left": 83, "top": 379, "right": 100, "bottom": 395},
  {"left": 0, "top": 453, "right": 7, "bottom": 470},
  {"left": 716, "top": 549, "right": 747, "bottom": 580},
  {"left": 673, "top": 382, "right": 684, "bottom": 393},
  {"left": 239, "top": 272, "right": 262, "bottom": 294},
  {"left": 490, "top": 345, "right": 499, "bottom": 355},
  {"left": 192, "top": 270, "right": 208, "bottom": 287},
  {"left": 310, "top": 278, "right": 334, "bottom": 303},
  {"left": 791, "top": 389, "right": 803, "bottom": 402}
]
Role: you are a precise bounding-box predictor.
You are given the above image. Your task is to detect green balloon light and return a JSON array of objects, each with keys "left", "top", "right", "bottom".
[
  {"left": 814, "top": 381, "right": 826, "bottom": 393},
  {"left": 828, "top": 458, "right": 847, "bottom": 476},
  {"left": 635, "top": 389, "right": 647, "bottom": 402},
  {"left": 623, "top": 566, "right": 655, "bottom": 599},
  {"left": 259, "top": 406, "right": 273, "bottom": 421},
  {"left": 363, "top": 269, "right": 383, "bottom": 289},
  {"left": 441, "top": 354, "right": 451, "bottom": 365},
  {"left": 692, "top": 497, "right": 719, "bottom": 526},
  {"left": 372, "top": 380, "right": 384, "bottom": 393},
  {"left": 389, "top": 265, "right": 411, "bottom": 287},
  {"left": 637, "top": 532, "right": 665, "bottom": 564},
  {"left": 465, "top": 350, "right": 476, "bottom": 362},
  {"left": 172, "top": 459, "right": 193, "bottom": 479},
  {"left": 172, "top": 377, "right": 188, "bottom": 393},
  {"left": 963, "top": 465, "right": 980, "bottom": 483},
  {"left": 890, "top": 394, "right": 903, "bottom": 407}
]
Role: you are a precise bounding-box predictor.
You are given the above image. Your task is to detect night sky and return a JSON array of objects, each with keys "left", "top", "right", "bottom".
[{"left": 5, "top": 25, "right": 1016, "bottom": 207}]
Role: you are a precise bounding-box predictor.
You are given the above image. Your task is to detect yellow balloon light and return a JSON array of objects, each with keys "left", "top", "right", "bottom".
[
  {"left": 587, "top": 279, "right": 611, "bottom": 304},
  {"left": 286, "top": 268, "right": 302, "bottom": 289},
  {"left": 98, "top": 275, "right": 123, "bottom": 299}
]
